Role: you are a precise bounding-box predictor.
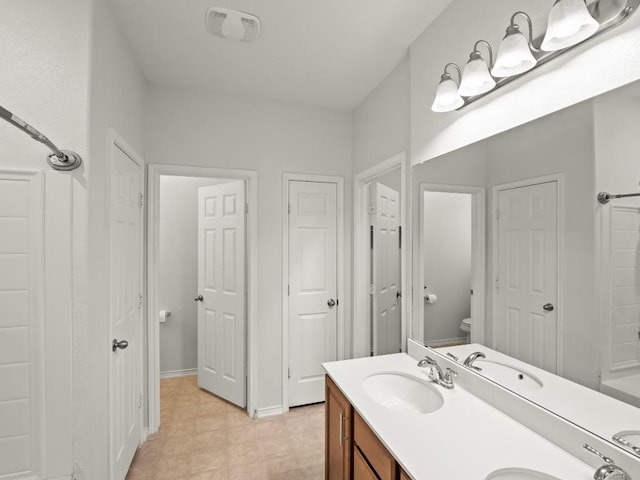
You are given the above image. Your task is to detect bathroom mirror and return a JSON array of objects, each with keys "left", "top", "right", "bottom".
[{"left": 411, "top": 78, "right": 640, "bottom": 453}]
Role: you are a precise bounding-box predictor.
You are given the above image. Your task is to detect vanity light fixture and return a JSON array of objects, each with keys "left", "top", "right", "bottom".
[
  {"left": 458, "top": 41, "right": 496, "bottom": 97},
  {"left": 430, "top": 0, "right": 640, "bottom": 113},
  {"left": 491, "top": 12, "right": 538, "bottom": 78},
  {"left": 431, "top": 63, "right": 464, "bottom": 112}
]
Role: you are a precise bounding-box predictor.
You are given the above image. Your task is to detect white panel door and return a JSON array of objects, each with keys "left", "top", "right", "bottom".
[
  {"left": 371, "top": 182, "right": 401, "bottom": 356},
  {"left": 110, "top": 146, "right": 142, "bottom": 480},
  {"left": 288, "top": 180, "right": 338, "bottom": 407},
  {"left": 496, "top": 181, "right": 558, "bottom": 373},
  {"left": 197, "top": 181, "right": 246, "bottom": 407}
]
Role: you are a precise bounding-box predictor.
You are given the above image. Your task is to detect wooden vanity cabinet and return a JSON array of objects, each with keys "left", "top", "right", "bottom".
[
  {"left": 326, "top": 376, "right": 352, "bottom": 480},
  {"left": 326, "top": 375, "right": 412, "bottom": 480}
]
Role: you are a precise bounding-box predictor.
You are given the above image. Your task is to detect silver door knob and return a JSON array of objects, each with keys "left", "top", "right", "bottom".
[
  {"left": 194, "top": 294, "right": 204, "bottom": 302},
  {"left": 327, "top": 298, "right": 336, "bottom": 307},
  {"left": 112, "top": 339, "right": 129, "bottom": 352},
  {"left": 543, "top": 303, "right": 554, "bottom": 312}
]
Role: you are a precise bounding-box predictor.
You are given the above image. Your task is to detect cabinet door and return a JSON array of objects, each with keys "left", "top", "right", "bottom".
[
  {"left": 400, "top": 469, "right": 411, "bottom": 480},
  {"left": 326, "top": 376, "right": 352, "bottom": 479},
  {"left": 354, "top": 448, "right": 378, "bottom": 480}
]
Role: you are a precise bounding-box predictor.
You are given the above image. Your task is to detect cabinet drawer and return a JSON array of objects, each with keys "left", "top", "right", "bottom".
[
  {"left": 354, "top": 447, "right": 378, "bottom": 480},
  {"left": 354, "top": 411, "right": 396, "bottom": 480}
]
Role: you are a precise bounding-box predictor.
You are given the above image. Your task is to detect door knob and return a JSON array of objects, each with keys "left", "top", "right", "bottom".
[
  {"left": 543, "top": 303, "right": 554, "bottom": 312},
  {"left": 327, "top": 298, "right": 336, "bottom": 307},
  {"left": 112, "top": 339, "right": 129, "bottom": 352},
  {"left": 194, "top": 294, "right": 204, "bottom": 302}
]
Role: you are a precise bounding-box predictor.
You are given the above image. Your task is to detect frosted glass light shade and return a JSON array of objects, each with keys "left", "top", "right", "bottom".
[
  {"left": 431, "top": 77, "right": 464, "bottom": 112},
  {"left": 492, "top": 29, "right": 537, "bottom": 77},
  {"left": 541, "top": 0, "right": 599, "bottom": 51},
  {"left": 458, "top": 57, "right": 496, "bottom": 97}
]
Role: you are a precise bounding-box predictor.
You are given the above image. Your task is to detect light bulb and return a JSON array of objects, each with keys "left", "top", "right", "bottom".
[
  {"left": 221, "top": 13, "right": 246, "bottom": 41},
  {"left": 492, "top": 26, "right": 537, "bottom": 77},
  {"left": 459, "top": 53, "right": 496, "bottom": 97},
  {"left": 431, "top": 75, "right": 464, "bottom": 113}
]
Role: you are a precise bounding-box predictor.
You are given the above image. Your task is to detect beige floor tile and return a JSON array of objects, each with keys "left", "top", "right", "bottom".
[
  {"left": 188, "top": 467, "right": 226, "bottom": 480},
  {"left": 226, "top": 461, "right": 264, "bottom": 480},
  {"left": 128, "top": 376, "right": 326, "bottom": 480},
  {"left": 154, "top": 454, "right": 191, "bottom": 480},
  {"left": 262, "top": 456, "right": 305, "bottom": 480},
  {"left": 190, "top": 450, "right": 226, "bottom": 475},
  {"left": 161, "top": 434, "right": 195, "bottom": 457},
  {"left": 226, "top": 424, "right": 257, "bottom": 446},
  {"left": 226, "top": 439, "right": 261, "bottom": 467},
  {"left": 193, "top": 429, "right": 226, "bottom": 452}
]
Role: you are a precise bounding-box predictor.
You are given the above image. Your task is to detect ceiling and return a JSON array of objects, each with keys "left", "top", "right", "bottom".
[{"left": 109, "top": 0, "right": 450, "bottom": 111}]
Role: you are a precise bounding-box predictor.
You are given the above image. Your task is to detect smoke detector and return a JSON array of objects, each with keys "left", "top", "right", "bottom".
[{"left": 205, "top": 7, "right": 260, "bottom": 42}]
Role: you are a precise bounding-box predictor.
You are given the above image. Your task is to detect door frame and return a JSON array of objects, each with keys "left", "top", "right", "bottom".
[
  {"left": 491, "top": 173, "right": 564, "bottom": 375},
  {"left": 108, "top": 130, "right": 144, "bottom": 479},
  {"left": 147, "top": 164, "right": 258, "bottom": 432},
  {"left": 282, "top": 173, "right": 345, "bottom": 412},
  {"left": 417, "top": 183, "right": 486, "bottom": 345},
  {"left": 353, "top": 152, "right": 408, "bottom": 358}
]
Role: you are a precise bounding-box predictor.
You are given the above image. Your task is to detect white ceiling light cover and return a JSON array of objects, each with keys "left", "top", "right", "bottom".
[{"left": 205, "top": 7, "right": 261, "bottom": 42}]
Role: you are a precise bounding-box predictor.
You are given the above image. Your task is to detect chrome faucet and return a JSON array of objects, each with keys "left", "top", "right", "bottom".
[
  {"left": 417, "top": 356, "right": 457, "bottom": 389},
  {"left": 463, "top": 351, "right": 486, "bottom": 371},
  {"left": 593, "top": 463, "right": 631, "bottom": 480}
]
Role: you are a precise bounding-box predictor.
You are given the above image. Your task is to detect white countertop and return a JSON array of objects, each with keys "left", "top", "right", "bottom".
[
  {"left": 323, "top": 353, "right": 594, "bottom": 480},
  {"left": 438, "top": 344, "right": 640, "bottom": 446}
]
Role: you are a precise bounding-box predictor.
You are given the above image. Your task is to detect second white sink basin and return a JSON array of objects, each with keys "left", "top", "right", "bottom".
[
  {"left": 485, "top": 468, "right": 562, "bottom": 479},
  {"left": 361, "top": 372, "right": 444, "bottom": 414},
  {"left": 475, "top": 360, "right": 543, "bottom": 392}
]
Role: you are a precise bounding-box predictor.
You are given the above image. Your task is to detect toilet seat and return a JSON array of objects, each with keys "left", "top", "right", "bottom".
[{"left": 460, "top": 317, "right": 472, "bottom": 333}]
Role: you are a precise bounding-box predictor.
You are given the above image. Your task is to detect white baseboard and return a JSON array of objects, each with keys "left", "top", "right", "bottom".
[
  {"left": 426, "top": 336, "right": 468, "bottom": 347},
  {"left": 160, "top": 368, "right": 197, "bottom": 379},
  {"left": 255, "top": 405, "right": 284, "bottom": 418}
]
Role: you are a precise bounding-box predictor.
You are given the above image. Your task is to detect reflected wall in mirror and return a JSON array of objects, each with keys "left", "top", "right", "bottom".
[{"left": 412, "top": 78, "right": 640, "bottom": 450}]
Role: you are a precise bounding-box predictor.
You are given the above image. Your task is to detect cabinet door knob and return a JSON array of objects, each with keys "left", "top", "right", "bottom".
[
  {"left": 543, "top": 303, "right": 554, "bottom": 312},
  {"left": 194, "top": 294, "right": 204, "bottom": 302},
  {"left": 327, "top": 298, "right": 336, "bottom": 307}
]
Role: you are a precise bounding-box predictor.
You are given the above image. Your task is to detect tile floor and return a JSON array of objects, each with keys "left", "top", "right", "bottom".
[{"left": 126, "top": 375, "right": 325, "bottom": 480}]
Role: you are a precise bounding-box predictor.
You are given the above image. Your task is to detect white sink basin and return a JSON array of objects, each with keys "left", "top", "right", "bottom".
[
  {"left": 485, "top": 468, "right": 562, "bottom": 479},
  {"left": 361, "top": 372, "right": 444, "bottom": 414},
  {"left": 475, "top": 360, "right": 543, "bottom": 392}
]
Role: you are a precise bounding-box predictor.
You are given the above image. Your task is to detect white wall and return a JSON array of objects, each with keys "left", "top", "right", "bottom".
[
  {"left": 79, "top": 0, "right": 147, "bottom": 478},
  {"left": 158, "top": 176, "right": 229, "bottom": 375},
  {"left": 0, "top": 1, "right": 91, "bottom": 477},
  {"left": 145, "top": 86, "right": 352, "bottom": 411},
  {"left": 353, "top": 56, "right": 410, "bottom": 174},
  {"left": 423, "top": 192, "right": 471, "bottom": 343},
  {"left": 411, "top": 0, "right": 640, "bottom": 163}
]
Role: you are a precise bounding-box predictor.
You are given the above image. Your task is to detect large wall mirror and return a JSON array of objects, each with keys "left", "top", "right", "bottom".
[{"left": 412, "top": 79, "right": 640, "bottom": 454}]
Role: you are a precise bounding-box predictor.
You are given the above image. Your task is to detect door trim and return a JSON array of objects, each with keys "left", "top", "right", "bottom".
[
  {"left": 491, "top": 173, "right": 564, "bottom": 375},
  {"left": 282, "top": 173, "right": 345, "bottom": 411},
  {"left": 108, "top": 130, "right": 144, "bottom": 479},
  {"left": 353, "top": 152, "right": 409, "bottom": 358},
  {"left": 417, "top": 183, "right": 486, "bottom": 345},
  {"left": 147, "top": 163, "right": 258, "bottom": 431}
]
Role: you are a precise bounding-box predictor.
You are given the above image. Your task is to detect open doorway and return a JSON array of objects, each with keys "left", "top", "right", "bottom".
[
  {"left": 418, "top": 184, "right": 485, "bottom": 348},
  {"left": 353, "top": 153, "right": 408, "bottom": 358},
  {"left": 147, "top": 165, "right": 257, "bottom": 434}
]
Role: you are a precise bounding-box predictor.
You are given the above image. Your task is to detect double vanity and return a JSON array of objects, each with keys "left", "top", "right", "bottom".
[{"left": 323, "top": 341, "right": 640, "bottom": 479}]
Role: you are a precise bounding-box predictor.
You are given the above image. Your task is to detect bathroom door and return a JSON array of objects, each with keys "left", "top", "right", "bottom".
[
  {"left": 495, "top": 181, "right": 558, "bottom": 373},
  {"left": 288, "top": 180, "right": 338, "bottom": 407},
  {"left": 196, "top": 181, "right": 247, "bottom": 407},
  {"left": 371, "top": 182, "right": 401, "bottom": 355},
  {"left": 109, "top": 145, "right": 143, "bottom": 480}
]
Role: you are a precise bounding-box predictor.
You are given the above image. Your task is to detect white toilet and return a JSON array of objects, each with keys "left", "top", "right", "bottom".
[{"left": 460, "top": 317, "right": 472, "bottom": 343}]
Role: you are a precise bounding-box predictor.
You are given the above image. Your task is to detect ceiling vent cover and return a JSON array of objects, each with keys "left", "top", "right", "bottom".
[{"left": 205, "top": 7, "right": 261, "bottom": 42}]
